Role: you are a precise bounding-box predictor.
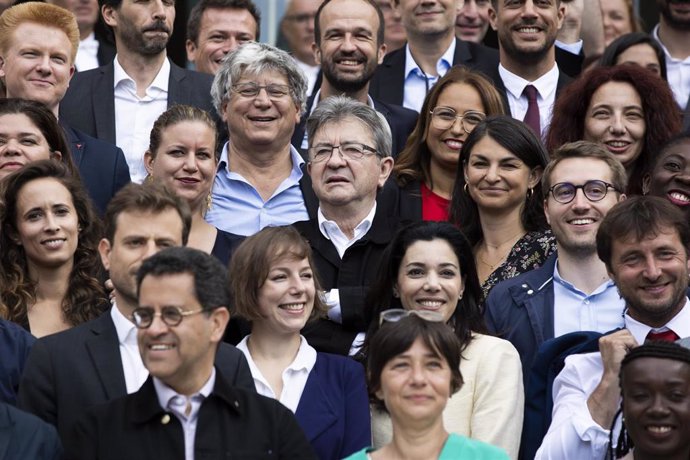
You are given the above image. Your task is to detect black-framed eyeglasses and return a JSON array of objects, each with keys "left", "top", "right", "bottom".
[
  {"left": 378, "top": 308, "right": 445, "bottom": 326},
  {"left": 131, "top": 306, "right": 209, "bottom": 329},
  {"left": 429, "top": 108, "right": 485, "bottom": 133},
  {"left": 309, "top": 142, "right": 378, "bottom": 163},
  {"left": 231, "top": 82, "right": 291, "bottom": 100},
  {"left": 548, "top": 180, "right": 620, "bottom": 204}
]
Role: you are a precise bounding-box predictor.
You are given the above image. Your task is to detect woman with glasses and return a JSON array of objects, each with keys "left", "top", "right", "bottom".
[
  {"left": 547, "top": 65, "right": 681, "bottom": 195},
  {"left": 0, "top": 160, "right": 107, "bottom": 337},
  {"left": 364, "top": 221, "right": 523, "bottom": 459},
  {"left": 449, "top": 116, "right": 554, "bottom": 297},
  {"left": 393, "top": 67, "right": 506, "bottom": 221},
  {"left": 346, "top": 315, "right": 509, "bottom": 459},
  {"left": 228, "top": 225, "right": 370, "bottom": 460}
]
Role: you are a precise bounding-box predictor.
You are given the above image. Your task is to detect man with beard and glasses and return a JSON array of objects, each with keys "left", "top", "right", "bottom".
[
  {"left": 291, "top": 0, "right": 418, "bottom": 158},
  {"left": 486, "top": 141, "right": 628, "bottom": 383},
  {"left": 58, "top": 0, "right": 217, "bottom": 183},
  {"left": 654, "top": 0, "right": 690, "bottom": 129},
  {"left": 535, "top": 196, "right": 690, "bottom": 459},
  {"left": 486, "top": 0, "right": 570, "bottom": 138}
]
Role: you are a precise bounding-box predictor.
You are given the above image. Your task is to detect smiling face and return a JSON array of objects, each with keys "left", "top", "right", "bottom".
[
  {"left": 645, "top": 139, "right": 690, "bottom": 218},
  {"left": 396, "top": 0, "right": 456, "bottom": 39},
  {"left": 103, "top": 0, "right": 175, "bottom": 56},
  {"left": 658, "top": 0, "right": 690, "bottom": 31},
  {"left": 455, "top": 0, "right": 491, "bottom": 43},
  {"left": 144, "top": 121, "right": 216, "bottom": 213},
  {"left": 255, "top": 255, "right": 315, "bottom": 335},
  {"left": 0, "top": 22, "right": 75, "bottom": 113},
  {"left": 15, "top": 177, "right": 79, "bottom": 273},
  {"left": 464, "top": 134, "right": 540, "bottom": 214},
  {"left": 608, "top": 229, "right": 690, "bottom": 328},
  {"left": 615, "top": 43, "right": 662, "bottom": 77},
  {"left": 601, "top": 0, "right": 633, "bottom": 45},
  {"left": 375, "top": 337, "right": 452, "bottom": 424},
  {"left": 223, "top": 68, "right": 300, "bottom": 152},
  {"left": 314, "top": 0, "right": 386, "bottom": 94},
  {"left": 584, "top": 81, "right": 646, "bottom": 170},
  {"left": 138, "top": 272, "right": 228, "bottom": 395},
  {"left": 426, "top": 82, "right": 485, "bottom": 174},
  {"left": 622, "top": 356, "right": 690, "bottom": 460},
  {"left": 186, "top": 7, "right": 257, "bottom": 75},
  {"left": 545, "top": 157, "right": 624, "bottom": 257},
  {"left": 0, "top": 113, "right": 57, "bottom": 180},
  {"left": 396, "top": 239, "right": 464, "bottom": 323}
]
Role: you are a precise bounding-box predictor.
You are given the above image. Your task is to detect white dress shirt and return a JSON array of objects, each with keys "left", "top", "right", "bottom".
[
  {"left": 113, "top": 56, "right": 170, "bottom": 183},
  {"left": 296, "top": 60, "right": 320, "bottom": 96},
  {"left": 154, "top": 368, "right": 215, "bottom": 460},
  {"left": 110, "top": 304, "right": 148, "bottom": 394},
  {"left": 402, "top": 40, "right": 455, "bottom": 112},
  {"left": 236, "top": 336, "right": 316, "bottom": 413},
  {"left": 535, "top": 299, "right": 690, "bottom": 460},
  {"left": 499, "top": 63, "right": 559, "bottom": 139},
  {"left": 654, "top": 25, "right": 690, "bottom": 110},
  {"left": 75, "top": 32, "right": 100, "bottom": 72}
]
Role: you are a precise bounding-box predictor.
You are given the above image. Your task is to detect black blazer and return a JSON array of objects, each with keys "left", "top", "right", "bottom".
[
  {"left": 368, "top": 38, "right": 500, "bottom": 107},
  {"left": 62, "top": 125, "right": 131, "bottom": 215},
  {"left": 59, "top": 60, "right": 216, "bottom": 144},
  {"left": 95, "top": 39, "right": 115, "bottom": 67},
  {"left": 66, "top": 371, "right": 316, "bottom": 460},
  {"left": 291, "top": 93, "right": 419, "bottom": 158},
  {"left": 17, "top": 312, "right": 254, "bottom": 454}
]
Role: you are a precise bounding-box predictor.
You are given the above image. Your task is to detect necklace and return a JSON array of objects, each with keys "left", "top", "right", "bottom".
[{"left": 476, "top": 231, "right": 525, "bottom": 271}]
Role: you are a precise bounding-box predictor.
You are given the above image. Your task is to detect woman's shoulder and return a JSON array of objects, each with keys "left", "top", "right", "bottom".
[
  {"left": 341, "top": 447, "right": 373, "bottom": 460},
  {"left": 467, "top": 333, "right": 519, "bottom": 356},
  {"left": 443, "top": 434, "right": 510, "bottom": 459},
  {"left": 315, "top": 352, "right": 365, "bottom": 376}
]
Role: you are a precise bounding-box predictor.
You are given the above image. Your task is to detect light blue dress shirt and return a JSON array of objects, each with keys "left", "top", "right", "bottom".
[
  {"left": 205, "top": 142, "right": 309, "bottom": 236},
  {"left": 402, "top": 40, "right": 455, "bottom": 112}
]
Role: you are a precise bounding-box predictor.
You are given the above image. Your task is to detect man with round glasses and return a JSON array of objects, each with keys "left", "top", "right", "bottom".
[{"left": 485, "top": 141, "right": 628, "bottom": 381}]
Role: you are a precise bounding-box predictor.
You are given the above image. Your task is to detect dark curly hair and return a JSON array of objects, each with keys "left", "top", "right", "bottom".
[
  {"left": 0, "top": 160, "right": 107, "bottom": 328},
  {"left": 546, "top": 65, "right": 681, "bottom": 195}
]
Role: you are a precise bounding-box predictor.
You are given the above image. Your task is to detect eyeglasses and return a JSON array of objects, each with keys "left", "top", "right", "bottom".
[
  {"left": 131, "top": 306, "right": 209, "bottom": 329},
  {"left": 231, "top": 82, "right": 291, "bottom": 100},
  {"left": 309, "top": 142, "right": 378, "bottom": 163},
  {"left": 379, "top": 308, "right": 445, "bottom": 326},
  {"left": 429, "top": 108, "right": 485, "bottom": 133},
  {"left": 548, "top": 180, "right": 620, "bottom": 204}
]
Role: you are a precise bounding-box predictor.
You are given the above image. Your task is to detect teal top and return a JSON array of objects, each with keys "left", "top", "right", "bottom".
[{"left": 342, "top": 433, "right": 510, "bottom": 459}]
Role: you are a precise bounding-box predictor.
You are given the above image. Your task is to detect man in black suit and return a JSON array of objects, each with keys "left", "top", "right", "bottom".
[
  {"left": 59, "top": 0, "right": 216, "bottom": 183},
  {"left": 0, "top": 2, "right": 130, "bottom": 215},
  {"left": 67, "top": 247, "right": 314, "bottom": 460},
  {"left": 368, "top": 0, "right": 499, "bottom": 112},
  {"left": 292, "top": 0, "right": 418, "bottom": 158},
  {"left": 17, "top": 183, "right": 254, "bottom": 453}
]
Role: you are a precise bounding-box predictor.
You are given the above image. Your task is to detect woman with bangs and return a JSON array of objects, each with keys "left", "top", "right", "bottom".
[{"left": 228, "top": 225, "right": 370, "bottom": 460}]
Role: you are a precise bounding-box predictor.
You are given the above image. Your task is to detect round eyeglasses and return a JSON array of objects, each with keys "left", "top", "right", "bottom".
[
  {"left": 429, "top": 108, "right": 486, "bottom": 133},
  {"left": 548, "top": 180, "right": 620, "bottom": 204},
  {"left": 131, "top": 306, "right": 209, "bottom": 329},
  {"left": 309, "top": 142, "right": 378, "bottom": 163},
  {"left": 378, "top": 308, "right": 445, "bottom": 326}
]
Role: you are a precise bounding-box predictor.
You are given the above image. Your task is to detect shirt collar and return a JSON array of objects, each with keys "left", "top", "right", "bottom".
[
  {"left": 311, "top": 89, "right": 376, "bottom": 116},
  {"left": 217, "top": 141, "right": 305, "bottom": 176},
  {"left": 317, "top": 201, "right": 377, "bottom": 241},
  {"left": 498, "top": 62, "right": 559, "bottom": 100},
  {"left": 80, "top": 32, "right": 97, "bottom": 46},
  {"left": 110, "top": 303, "right": 138, "bottom": 346},
  {"left": 552, "top": 258, "right": 615, "bottom": 295},
  {"left": 403, "top": 39, "right": 456, "bottom": 79},
  {"left": 113, "top": 55, "right": 171, "bottom": 92},
  {"left": 236, "top": 335, "right": 317, "bottom": 374},
  {"left": 153, "top": 367, "right": 216, "bottom": 410},
  {"left": 625, "top": 298, "right": 690, "bottom": 344}
]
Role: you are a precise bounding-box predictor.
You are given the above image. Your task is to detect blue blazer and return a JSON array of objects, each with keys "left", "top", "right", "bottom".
[
  {"left": 0, "top": 403, "right": 61, "bottom": 460},
  {"left": 295, "top": 353, "right": 370, "bottom": 460},
  {"left": 0, "top": 319, "right": 35, "bottom": 405}
]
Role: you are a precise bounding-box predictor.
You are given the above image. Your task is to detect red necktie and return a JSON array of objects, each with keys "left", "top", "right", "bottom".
[
  {"left": 645, "top": 329, "right": 680, "bottom": 343},
  {"left": 523, "top": 85, "right": 540, "bottom": 136}
]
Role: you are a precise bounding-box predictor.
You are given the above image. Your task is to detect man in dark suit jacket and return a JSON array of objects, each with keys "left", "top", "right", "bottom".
[
  {"left": 18, "top": 184, "right": 253, "bottom": 453},
  {"left": 66, "top": 247, "right": 313, "bottom": 460},
  {"left": 293, "top": 0, "right": 418, "bottom": 159},
  {"left": 59, "top": 0, "right": 216, "bottom": 183},
  {"left": 0, "top": 3, "right": 131, "bottom": 214},
  {"left": 0, "top": 403, "right": 61, "bottom": 460}
]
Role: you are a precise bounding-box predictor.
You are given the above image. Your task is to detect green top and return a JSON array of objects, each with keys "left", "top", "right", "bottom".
[{"left": 342, "top": 433, "right": 510, "bottom": 460}]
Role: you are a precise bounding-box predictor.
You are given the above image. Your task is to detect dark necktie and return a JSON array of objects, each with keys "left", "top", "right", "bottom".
[
  {"left": 523, "top": 85, "right": 540, "bottom": 136},
  {"left": 645, "top": 329, "right": 680, "bottom": 343}
]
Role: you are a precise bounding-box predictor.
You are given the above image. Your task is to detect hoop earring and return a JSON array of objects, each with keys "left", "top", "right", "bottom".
[
  {"left": 526, "top": 187, "right": 533, "bottom": 199},
  {"left": 463, "top": 183, "right": 469, "bottom": 195}
]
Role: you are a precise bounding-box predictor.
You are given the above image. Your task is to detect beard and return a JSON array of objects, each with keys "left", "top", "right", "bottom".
[
  {"left": 497, "top": 21, "right": 557, "bottom": 66},
  {"left": 660, "top": 0, "right": 690, "bottom": 30},
  {"left": 321, "top": 50, "right": 377, "bottom": 94},
  {"left": 118, "top": 19, "right": 171, "bottom": 56}
]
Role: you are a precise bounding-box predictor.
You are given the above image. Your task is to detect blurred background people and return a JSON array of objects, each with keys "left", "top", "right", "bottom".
[
  {"left": 280, "top": 0, "right": 322, "bottom": 95},
  {"left": 598, "top": 32, "right": 666, "bottom": 79},
  {"left": 600, "top": 0, "right": 642, "bottom": 46}
]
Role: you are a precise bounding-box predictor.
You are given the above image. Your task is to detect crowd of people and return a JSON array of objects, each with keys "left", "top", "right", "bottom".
[{"left": 1, "top": 0, "right": 690, "bottom": 459}]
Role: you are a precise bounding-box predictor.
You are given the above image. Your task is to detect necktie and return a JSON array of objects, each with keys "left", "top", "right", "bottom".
[
  {"left": 523, "top": 85, "right": 540, "bottom": 136},
  {"left": 645, "top": 329, "right": 680, "bottom": 343}
]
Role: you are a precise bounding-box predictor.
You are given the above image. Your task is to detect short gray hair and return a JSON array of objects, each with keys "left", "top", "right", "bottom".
[
  {"left": 306, "top": 96, "right": 392, "bottom": 158},
  {"left": 211, "top": 42, "right": 308, "bottom": 117}
]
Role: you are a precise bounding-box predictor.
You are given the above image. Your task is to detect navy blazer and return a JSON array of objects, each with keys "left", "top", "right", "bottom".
[
  {"left": 0, "top": 319, "right": 35, "bottom": 405},
  {"left": 62, "top": 125, "right": 131, "bottom": 215},
  {"left": 291, "top": 93, "right": 419, "bottom": 158},
  {"left": 295, "top": 353, "right": 370, "bottom": 460},
  {"left": 59, "top": 60, "right": 216, "bottom": 144},
  {"left": 368, "top": 38, "right": 499, "bottom": 107},
  {"left": 0, "top": 403, "right": 61, "bottom": 460},
  {"left": 17, "top": 311, "right": 254, "bottom": 453},
  {"left": 485, "top": 252, "right": 558, "bottom": 384}
]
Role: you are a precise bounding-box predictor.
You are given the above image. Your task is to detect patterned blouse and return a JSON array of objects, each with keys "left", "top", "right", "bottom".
[{"left": 480, "top": 230, "right": 556, "bottom": 300}]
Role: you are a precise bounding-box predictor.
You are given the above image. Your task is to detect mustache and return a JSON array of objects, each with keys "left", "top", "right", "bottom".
[{"left": 143, "top": 21, "right": 170, "bottom": 34}]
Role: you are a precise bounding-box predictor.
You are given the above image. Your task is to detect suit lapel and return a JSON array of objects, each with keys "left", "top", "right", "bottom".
[
  {"left": 60, "top": 125, "right": 84, "bottom": 167},
  {"left": 94, "top": 64, "right": 117, "bottom": 144},
  {"left": 85, "top": 313, "right": 127, "bottom": 400},
  {"left": 379, "top": 49, "right": 406, "bottom": 106},
  {"left": 294, "top": 359, "right": 338, "bottom": 443},
  {"left": 167, "top": 61, "right": 187, "bottom": 107}
]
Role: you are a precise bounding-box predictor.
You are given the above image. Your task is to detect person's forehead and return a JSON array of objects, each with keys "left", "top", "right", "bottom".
[
  {"left": 613, "top": 228, "right": 684, "bottom": 254},
  {"left": 550, "top": 157, "right": 614, "bottom": 184},
  {"left": 200, "top": 6, "right": 257, "bottom": 30},
  {"left": 113, "top": 209, "right": 183, "bottom": 237},
  {"left": 313, "top": 117, "right": 374, "bottom": 141}
]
